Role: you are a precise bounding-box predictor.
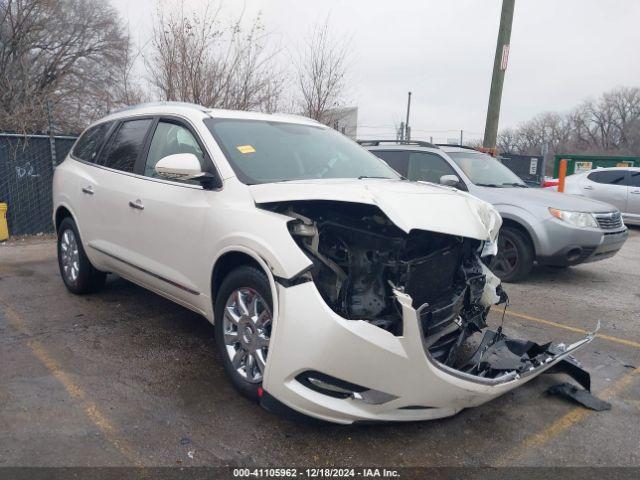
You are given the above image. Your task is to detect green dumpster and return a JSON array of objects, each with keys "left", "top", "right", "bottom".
[{"left": 553, "top": 154, "right": 640, "bottom": 177}]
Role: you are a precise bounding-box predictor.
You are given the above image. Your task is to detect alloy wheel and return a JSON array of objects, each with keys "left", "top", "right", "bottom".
[
  {"left": 491, "top": 235, "right": 519, "bottom": 278},
  {"left": 222, "top": 287, "right": 271, "bottom": 383},
  {"left": 60, "top": 229, "right": 80, "bottom": 283}
]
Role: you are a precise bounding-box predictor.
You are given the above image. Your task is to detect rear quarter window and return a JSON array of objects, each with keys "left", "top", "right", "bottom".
[{"left": 72, "top": 122, "right": 112, "bottom": 162}]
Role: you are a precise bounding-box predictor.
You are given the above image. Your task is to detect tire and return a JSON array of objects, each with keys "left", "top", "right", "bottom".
[
  {"left": 489, "top": 226, "right": 534, "bottom": 283},
  {"left": 57, "top": 217, "right": 106, "bottom": 294},
  {"left": 214, "top": 266, "right": 273, "bottom": 401}
]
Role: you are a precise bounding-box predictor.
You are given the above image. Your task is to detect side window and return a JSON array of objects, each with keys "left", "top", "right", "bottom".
[
  {"left": 371, "top": 151, "right": 409, "bottom": 176},
  {"left": 627, "top": 171, "right": 640, "bottom": 187},
  {"left": 407, "top": 152, "right": 457, "bottom": 183},
  {"left": 72, "top": 122, "right": 112, "bottom": 162},
  {"left": 100, "top": 119, "right": 153, "bottom": 173},
  {"left": 587, "top": 170, "right": 626, "bottom": 185},
  {"left": 144, "top": 121, "right": 204, "bottom": 178}
]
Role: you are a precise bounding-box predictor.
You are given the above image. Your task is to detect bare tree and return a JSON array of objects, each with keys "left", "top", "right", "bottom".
[
  {"left": 498, "top": 86, "right": 640, "bottom": 172},
  {"left": 147, "top": 1, "right": 283, "bottom": 112},
  {"left": 0, "top": 0, "right": 136, "bottom": 133},
  {"left": 295, "top": 19, "right": 350, "bottom": 123}
]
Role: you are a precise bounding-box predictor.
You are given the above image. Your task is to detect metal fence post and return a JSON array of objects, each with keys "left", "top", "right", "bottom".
[{"left": 46, "top": 99, "right": 57, "bottom": 167}]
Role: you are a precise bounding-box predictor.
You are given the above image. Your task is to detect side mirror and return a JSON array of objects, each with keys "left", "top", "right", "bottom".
[
  {"left": 154, "top": 153, "right": 220, "bottom": 188},
  {"left": 155, "top": 153, "right": 204, "bottom": 180},
  {"left": 440, "top": 174, "right": 461, "bottom": 188}
]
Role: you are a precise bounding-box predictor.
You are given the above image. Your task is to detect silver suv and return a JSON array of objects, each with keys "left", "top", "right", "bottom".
[{"left": 362, "top": 141, "right": 628, "bottom": 282}]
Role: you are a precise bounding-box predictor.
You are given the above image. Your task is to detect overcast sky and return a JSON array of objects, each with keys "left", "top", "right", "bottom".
[{"left": 110, "top": 0, "right": 640, "bottom": 143}]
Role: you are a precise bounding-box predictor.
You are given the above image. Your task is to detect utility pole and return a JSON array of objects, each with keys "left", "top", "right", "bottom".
[
  {"left": 460, "top": 130, "right": 464, "bottom": 146},
  {"left": 483, "top": 0, "right": 515, "bottom": 151},
  {"left": 405, "top": 91, "right": 412, "bottom": 141}
]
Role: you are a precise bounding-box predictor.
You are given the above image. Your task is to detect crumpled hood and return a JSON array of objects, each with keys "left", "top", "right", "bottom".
[
  {"left": 479, "top": 186, "right": 617, "bottom": 212},
  {"left": 249, "top": 179, "right": 502, "bottom": 242}
]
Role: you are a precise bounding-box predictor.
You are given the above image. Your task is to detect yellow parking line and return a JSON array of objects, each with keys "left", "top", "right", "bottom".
[
  {"left": 495, "top": 309, "right": 640, "bottom": 350},
  {"left": 496, "top": 366, "right": 640, "bottom": 465},
  {"left": 0, "top": 298, "right": 146, "bottom": 468}
]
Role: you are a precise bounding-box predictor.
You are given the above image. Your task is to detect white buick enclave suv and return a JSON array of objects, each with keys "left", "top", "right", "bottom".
[{"left": 53, "top": 102, "right": 596, "bottom": 424}]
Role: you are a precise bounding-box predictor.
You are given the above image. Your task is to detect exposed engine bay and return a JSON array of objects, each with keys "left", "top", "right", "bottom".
[{"left": 264, "top": 200, "right": 592, "bottom": 387}]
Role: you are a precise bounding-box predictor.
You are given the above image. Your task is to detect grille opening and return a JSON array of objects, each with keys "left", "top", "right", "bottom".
[{"left": 595, "top": 212, "right": 623, "bottom": 230}]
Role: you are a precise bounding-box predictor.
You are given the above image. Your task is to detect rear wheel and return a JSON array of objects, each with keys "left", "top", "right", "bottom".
[
  {"left": 214, "top": 266, "right": 272, "bottom": 401},
  {"left": 490, "top": 226, "right": 534, "bottom": 282},
  {"left": 57, "top": 217, "right": 106, "bottom": 294}
]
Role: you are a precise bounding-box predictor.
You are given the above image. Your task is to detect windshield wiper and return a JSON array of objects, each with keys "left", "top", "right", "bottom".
[
  {"left": 476, "top": 183, "right": 501, "bottom": 188},
  {"left": 357, "top": 175, "right": 393, "bottom": 180},
  {"left": 502, "top": 182, "right": 528, "bottom": 188}
]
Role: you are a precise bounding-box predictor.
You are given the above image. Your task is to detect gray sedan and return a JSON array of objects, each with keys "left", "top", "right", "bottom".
[
  {"left": 363, "top": 141, "right": 628, "bottom": 282},
  {"left": 562, "top": 167, "right": 640, "bottom": 226}
]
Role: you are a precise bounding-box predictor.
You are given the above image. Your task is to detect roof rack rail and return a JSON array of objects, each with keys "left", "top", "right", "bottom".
[
  {"left": 356, "top": 139, "right": 437, "bottom": 148},
  {"left": 435, "top": 143, "right": 479, "bottom": 150},
  {"left": 110, "top": 101, "right": 209, "bottom": 115}
]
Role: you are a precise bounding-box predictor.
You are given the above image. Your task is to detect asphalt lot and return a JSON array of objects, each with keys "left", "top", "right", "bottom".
[{"left": 1, "top": 229, "right": 639, "bottom": 468}]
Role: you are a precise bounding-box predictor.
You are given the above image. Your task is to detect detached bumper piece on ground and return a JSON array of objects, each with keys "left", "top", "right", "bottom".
[{"left": 546, "top": 383, "right": 611, "bottom": 411}]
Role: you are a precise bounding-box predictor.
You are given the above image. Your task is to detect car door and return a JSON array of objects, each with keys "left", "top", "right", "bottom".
[
  {"left": 66, "top": 121, "right": 115, "bottom": 248},
  {"left": 624, "top": 170, "right": 640, "bottom": 223},
  {"left": 580, "top": 170, "right": 627, "bottom": 211},
  {"left": 86, "top": 117, "right": 155, "bottom": 276},
  {"left": 120, "top": 118, "right": 216, "bottom": 308}
]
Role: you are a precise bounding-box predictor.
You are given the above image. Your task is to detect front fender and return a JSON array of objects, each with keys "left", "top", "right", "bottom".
[
  {"left": 212, "top": 229, "right": 311, "bottom": 281},
  {"left": 494, "top": 204, "right": 544, "bottom": 255}
]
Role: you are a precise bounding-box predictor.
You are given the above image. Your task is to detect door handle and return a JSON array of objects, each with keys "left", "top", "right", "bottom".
[
  {"left": 81, "top": 186, "right": 94, "bottom": 195},
  {"left": 128, "top": 199, "right": 144, "bottom": 210},
  {"left": 630, "top": 190, "right": 640, "bottom": 195},
  {"left": 583, "top": 185, "right": 594, "bottom": 190}
]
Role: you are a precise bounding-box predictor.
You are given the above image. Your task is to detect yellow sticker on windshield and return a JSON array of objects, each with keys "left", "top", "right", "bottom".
[{"left": 237, "top": 145, "right": 256, "bottom": 154}]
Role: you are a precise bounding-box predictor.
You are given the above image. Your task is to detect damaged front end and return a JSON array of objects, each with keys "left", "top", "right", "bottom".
[{"left": 259, "top": 198, "right": 596, "bottom": 422}]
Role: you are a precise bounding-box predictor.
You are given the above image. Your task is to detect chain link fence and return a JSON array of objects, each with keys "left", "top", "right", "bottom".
[{"left": 0, "top": 133, "right": 77, "bottom": 237}]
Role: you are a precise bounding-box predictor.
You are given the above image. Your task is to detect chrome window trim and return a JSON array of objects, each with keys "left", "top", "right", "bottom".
[{"left": 70, "top": 157, "right": 205, "bottom": 190}]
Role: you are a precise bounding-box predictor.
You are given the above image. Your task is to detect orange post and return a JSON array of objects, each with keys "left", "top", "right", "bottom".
[{"left": 557, "top": 159, "right": 568, "bottom": 193}]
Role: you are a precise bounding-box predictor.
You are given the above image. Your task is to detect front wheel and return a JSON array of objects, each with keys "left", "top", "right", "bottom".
[
  {"left": 57, "top": 217, "right": 106, "bottom": 294},
  {"left": 214, "top": 266, "right": 273, "bottom": 401},
  {"left": 489, "top": 226, "right": 534, "bottom": 282}
]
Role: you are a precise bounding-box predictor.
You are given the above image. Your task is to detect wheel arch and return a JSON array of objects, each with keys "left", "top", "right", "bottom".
[
  {"left": 54, "top": 204, "right": 79, "bottom": 235},
  {"left": 500, "top": 217, "right": 536, "bottom": 257},
  {"left": 210, "top": 247, "right": 280, "bottom": 325}
]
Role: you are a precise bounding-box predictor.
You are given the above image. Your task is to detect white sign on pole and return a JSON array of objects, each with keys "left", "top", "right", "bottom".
[
  {"left": 529, "top": 158, "right": 538, "bottom": 175},
  {"left": 500, "top": 44, "right": 510, "bottom": 70}
]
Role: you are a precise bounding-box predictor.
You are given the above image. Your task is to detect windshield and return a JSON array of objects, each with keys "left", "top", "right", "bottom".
[
  {"left": 448, "top": 151, "right": 526, "bottom": 187},
  {"left": 204, "top": 118, "right": 400, "bottom": 184}
]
